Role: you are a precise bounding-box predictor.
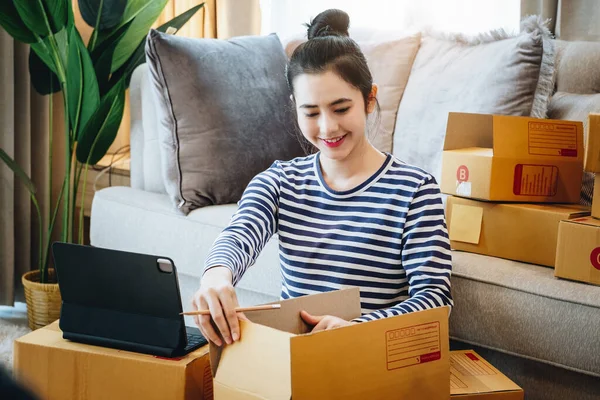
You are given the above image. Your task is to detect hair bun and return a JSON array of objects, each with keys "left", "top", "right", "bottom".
[{"left": 306, "top": 9, "right": 350, "bottom": 40}]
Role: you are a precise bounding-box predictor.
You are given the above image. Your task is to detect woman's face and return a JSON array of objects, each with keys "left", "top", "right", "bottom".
[{"left": 293, "top": 70, "right": 376, "bottom": 161}]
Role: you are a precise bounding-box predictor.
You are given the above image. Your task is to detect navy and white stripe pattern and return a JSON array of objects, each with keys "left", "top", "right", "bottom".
[{"left": 204, "top": 153, "right": 453, "bottom": 322}]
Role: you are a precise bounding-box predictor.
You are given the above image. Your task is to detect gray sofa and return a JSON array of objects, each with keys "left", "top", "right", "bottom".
[{"left": 90, "top": 30, "right": 600, "bottom": 399}]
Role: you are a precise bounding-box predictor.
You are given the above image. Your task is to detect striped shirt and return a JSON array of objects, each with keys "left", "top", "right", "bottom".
[{"left": 204, "top": 152, "right": 453, "bottom": 322}]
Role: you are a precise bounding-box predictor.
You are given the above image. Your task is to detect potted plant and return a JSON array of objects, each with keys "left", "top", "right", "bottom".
[{"left": 0, "top": 0, "right": 204, "bottom": 330}]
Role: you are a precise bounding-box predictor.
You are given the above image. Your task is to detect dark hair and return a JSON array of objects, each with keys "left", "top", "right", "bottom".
[{"left": 286, "top": 9, "right": 374, "bottom": 112}]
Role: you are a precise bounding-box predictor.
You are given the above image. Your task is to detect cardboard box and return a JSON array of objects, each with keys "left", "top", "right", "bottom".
[
  {"left": 13, "top": 320, "right": 213, "bottom": 400},
  {"left": 584, "top": 113, "right": 600, "bottom": 172},
  {"left": 555, "top": 216, "right": 600, "bottom": 285},
  {"left": 210, "top": 288, "right": 451, "bottom": 400},
  {"left": 593, "top": 175, "right": 600, "bottom": 219},
  {"left": 441, "top": 112, "right": 583, "bottom": 203},
  {"left": 446, "top": 196, "right": 590, "bottom": 267},
  {"left": 450, "top": 350, "right": 523, "bottom": 399}
]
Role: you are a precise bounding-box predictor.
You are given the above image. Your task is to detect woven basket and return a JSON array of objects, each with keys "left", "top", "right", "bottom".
[{"left": 22, "top": 269, "right": 62, "bottom": 331}]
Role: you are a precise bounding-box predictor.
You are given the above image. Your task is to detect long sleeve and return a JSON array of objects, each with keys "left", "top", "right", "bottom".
[
  {"left": 353, "top": 175, "right": 453, "bottom": 322},
  {"left": 203, "top": 162, "right": 281, "bottom": 286}
]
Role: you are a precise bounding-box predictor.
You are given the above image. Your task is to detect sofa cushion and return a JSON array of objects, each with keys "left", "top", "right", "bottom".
[
  {"left": 548, "top": 92, "right": 600, "bottom": 205},
  {"left": 450, "top": 251, "right": 600, "bottom": 377},
  {"left": 90, "top": 186, "right": 283, "bottom": 298},
  {"left": 283, "top": 32, "right": 422, "bottom": 153},
  {"left": 555, "top": 40, "right": 600, "bottom": 94},
  {"left": 393, "top": 16, "right": 555, "bottom": 180},
  {"left": 145, "top": 30, "right": 305, "bottom": 214}
]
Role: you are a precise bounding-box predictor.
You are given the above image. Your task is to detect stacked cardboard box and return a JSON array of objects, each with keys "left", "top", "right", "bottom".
[
  {"left": 14, "top": 290, "right": 524, "bottom": 400},
  {"left": 442, "top": 112, "right": 590, "bottom": 268},
  {"left": 13, "top": 320, "right": 214, "bottom": 400},
  {"left": 554, "top": 113, "right": 600, "bottom": 286}
]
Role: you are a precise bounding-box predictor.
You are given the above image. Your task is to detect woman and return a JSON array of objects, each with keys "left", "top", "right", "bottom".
[{"left": 192, "top": 9, "right": 453, "bottom": 346}]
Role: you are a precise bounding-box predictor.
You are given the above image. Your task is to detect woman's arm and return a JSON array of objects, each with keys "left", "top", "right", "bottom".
[
  {"left": 194, "top": 162, "right": 281, "bottom": 345},
  {"left": 204, "top": 161, "right": 282, "bottom": 285},
  {"left": 353, "top": 175, "right": 453, "bottom": 322}
]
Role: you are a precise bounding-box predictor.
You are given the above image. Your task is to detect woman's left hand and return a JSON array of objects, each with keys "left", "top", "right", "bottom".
[{"left": 300, "top": 310, "right": 355, "bottom": 332}]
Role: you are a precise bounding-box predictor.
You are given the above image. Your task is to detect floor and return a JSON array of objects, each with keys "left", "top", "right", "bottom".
[{"left": 0, "top": 302, "right": 30, "bottom": 372}]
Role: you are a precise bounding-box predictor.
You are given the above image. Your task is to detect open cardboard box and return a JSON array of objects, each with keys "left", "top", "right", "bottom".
[
  {"left": 441, "top": 112, "right": 583, "bottom": 203},
  {"left": 210, "top": 288, "right": 451, "bottom": 399}
]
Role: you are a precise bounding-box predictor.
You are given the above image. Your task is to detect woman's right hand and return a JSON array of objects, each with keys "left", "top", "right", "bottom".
[{"left": 192, "top": 266, "right": 242, "bottom": 346}]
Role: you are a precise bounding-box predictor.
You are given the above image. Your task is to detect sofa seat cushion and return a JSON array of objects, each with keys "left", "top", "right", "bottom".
[
  {"left": 450, "top": 251, "right": 600, "bottom": 377},
  {"left": 90, "top": 187, "right": 282, "bottom": 298}
]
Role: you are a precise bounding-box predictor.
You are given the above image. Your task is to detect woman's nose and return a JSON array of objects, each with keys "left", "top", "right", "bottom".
[{"left": 319, "top": 114, "right": 339, "bottom": 135}]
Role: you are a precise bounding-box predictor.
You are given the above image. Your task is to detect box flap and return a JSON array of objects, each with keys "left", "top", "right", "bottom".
[
  {"left": 290, "top": 306, "right": 451, "bottom": 400},
  {"left": 584, "top": 113, "right": 600, "bottom": 172},
  {"left": 492, "top": 115, "right": 583, "bottom": 159},
  {"left": 210, "top": 287, "right": 361, "bottom": 393},
  {"left": 450, "top": 350, "right": 522, "bottom": 396},
  {"left": 563, "top": 216, "right": 600, "bottom": 228},
  {"left": 448, "top": 201, "right": 483, "bottom": 245},
  {"left": 444, "top": 112, "right": 493, "bottom": 151},
  {"left": 213, "top": 319, "right": 294, "bottom": 399},
  {"left": 248, "top": 287, "right": 362, "bottom": 335}
]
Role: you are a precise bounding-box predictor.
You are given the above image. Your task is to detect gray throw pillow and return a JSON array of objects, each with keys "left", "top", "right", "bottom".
[
  {"left": 393, "top": 16, "right": 555, "bottom": 181},
  {"left": 548, "top": 92, "right": 600, "bottom": 205},
  {"left": 145, "top": 30, "right": 304, "bottom": 214}
]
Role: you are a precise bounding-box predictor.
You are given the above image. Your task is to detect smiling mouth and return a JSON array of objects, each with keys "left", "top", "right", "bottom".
[{"left": 320, "top": 134, "right": 347, "bottom": 144}]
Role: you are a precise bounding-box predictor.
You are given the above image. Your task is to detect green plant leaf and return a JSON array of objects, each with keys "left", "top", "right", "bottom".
[
  {"left": 13, "top": 0, "right": 67, "bottom": 36},
  {"left": 54, "top": 26, "right": 69, "bottom": 70},
  {"left": 90, "top": 19, "right": 134, "bottom": 95},
  {"left": 29, "top": 26, "right": 69, "bottom": 87},
  {"left": 67, "top": 29, "right": 100, "bottom": 137},
  {"left": 0, "top": 148, "right": 36, "bottom": 195},
  {"left": 77, "top": 39, "right": 101, "bottom": 139},
  {"left": 67, "top": 28, "right": 82, "bottom": 129},
  {"left": 156, "top": 3, "right": 204, "bottom": 35},
  {"left": 13, "top": 0, "right": 48, "bottom": 36},
  {"left": 79, "top": 0, "right": 127, "bottom": 30},
  {"left": 109, "top": 3, "right": 204, "bottom": 89},
  {"left": 30, "top": 40, "right": 57, "bottom": 75},
  {"left": 29, "top": 48, "right": 61, "bottom": 95},
  {"left": 108, "top": 0, "right": 168, "bottom": 73},
  {"left": 0, "top": 1, "right": 37, "bottom": 43},
  {"left": 44, "top": 0, "right": 68, "bottom": 33},
  {"left": 76, "top": 79, "right": 126, "bottom": 165}
]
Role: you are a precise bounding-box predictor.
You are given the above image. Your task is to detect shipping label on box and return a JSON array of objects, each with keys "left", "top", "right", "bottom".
[
  {"left": 441, "top": 113, "right": 584, "bottom": 203},
  {"left": 210, "top": 288, "right": 451, "bottom": 400},
  {"left": 450, "top": 350, "right": 523, "bottom": 399},
  {"left": 13, "top": 321, "right": 213, "bottom": 400},
  {"left": 555, "top": 217, "right": 600, "bottom": 286},
  {"left": 446, "top": 196, "right": 590, "bottom": 267}
]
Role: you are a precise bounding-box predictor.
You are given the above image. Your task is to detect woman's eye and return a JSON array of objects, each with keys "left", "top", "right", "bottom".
[
  {"left": 305, "top": 113, "right": 319, "bottom": 118},
  {"left": 335, "top": 107, "right": 350, "bottom": 114}
]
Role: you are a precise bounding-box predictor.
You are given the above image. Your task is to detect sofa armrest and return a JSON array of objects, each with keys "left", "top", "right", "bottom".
[
  {"left": 129, "top": 64, "right": 167, "bottom": 194},
  {"left": 130, "top": 65, "right": 145, "bottom": 190}
]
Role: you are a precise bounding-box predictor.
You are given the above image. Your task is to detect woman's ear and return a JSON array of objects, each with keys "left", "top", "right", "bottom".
[{"left": 366, "top": 84, "right": 378, "bottom": 113}]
